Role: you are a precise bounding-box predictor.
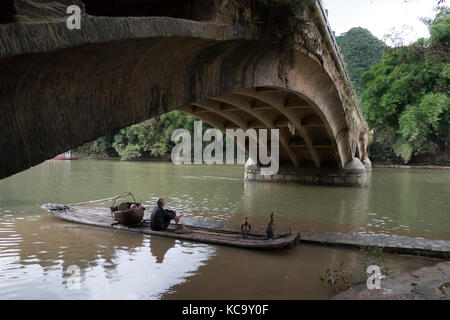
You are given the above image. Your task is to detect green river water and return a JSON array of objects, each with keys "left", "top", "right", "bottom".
[{"left": 0, "top": 160, "right": 448, "bottom": 299}]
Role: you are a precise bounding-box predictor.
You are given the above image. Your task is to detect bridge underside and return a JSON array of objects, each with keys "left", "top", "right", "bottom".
[
  {"left": 180, "top": 87, "right": 370, "bottom": 186},
  {"left": 0, "top": 0, "right": 370, "bottom": 186},
  {"left": 182, "top": 88, "right": 339, "bottom": 170}
]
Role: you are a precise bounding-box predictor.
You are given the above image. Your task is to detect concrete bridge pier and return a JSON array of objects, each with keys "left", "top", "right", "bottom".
[
  {"left": 244, "top": 157, "right": 368, "bottom": 187},
  {"left": 363, "top": 158, "right": 372, "bottom": 172}
]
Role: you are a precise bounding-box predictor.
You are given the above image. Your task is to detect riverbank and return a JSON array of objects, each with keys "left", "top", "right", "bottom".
[
  {"left": 299, "top": 230, "right": 450, "bottom": 259},
  {"left": 74, "top": 155, "right": 450, "bottom": 170},
  {"left": 333, "top": 261, "right": 450, "bottom": 300},
  {"left": 72, "top": 155, "right": 171, "bottom": 162},
  {"left": 373, "top": 164, "right": 450, "bottom": 170}
]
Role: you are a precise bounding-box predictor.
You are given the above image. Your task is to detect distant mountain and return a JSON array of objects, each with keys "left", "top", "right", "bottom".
[{"left": 336, "top": 27, "right": 386, "bottom": 96}]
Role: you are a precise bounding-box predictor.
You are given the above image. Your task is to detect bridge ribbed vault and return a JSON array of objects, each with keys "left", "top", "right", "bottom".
[{"left": 181, "top": 87, "right": 340, "bottom": 169}]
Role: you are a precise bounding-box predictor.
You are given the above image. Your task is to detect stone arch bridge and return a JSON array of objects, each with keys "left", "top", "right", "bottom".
[{"left": 0, "top": 0, "right": 371, "bottom": 186}]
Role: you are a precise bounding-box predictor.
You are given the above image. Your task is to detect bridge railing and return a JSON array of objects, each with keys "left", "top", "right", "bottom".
[
  {"left": 316, "top": 0, "right": 351, "bottom": 83},
  {"left": 315, "top": 0, "right": 367, "bottom": 127}
]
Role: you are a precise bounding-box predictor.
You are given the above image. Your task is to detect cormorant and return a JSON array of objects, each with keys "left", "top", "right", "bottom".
[
  {"left": 241, "top": 217, "right": 251, "bottom": 239},
  {"left": 266, "top": 212, "right": 275, "bottom": 240}
]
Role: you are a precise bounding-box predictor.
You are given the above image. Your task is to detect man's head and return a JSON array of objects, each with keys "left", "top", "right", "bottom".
[{"left": 157, "top": 198, "right": 165, "bottom": 207}]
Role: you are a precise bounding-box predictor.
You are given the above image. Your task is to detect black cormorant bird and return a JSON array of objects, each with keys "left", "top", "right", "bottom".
[
  {"left": 266, "top": 213, "right": 275, "bottom": 240},
  {"left": 241, "top": 217, "right": 251, "bottom": 239}
]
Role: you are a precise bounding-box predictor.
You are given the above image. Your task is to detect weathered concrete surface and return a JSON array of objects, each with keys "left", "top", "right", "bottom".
[
  {"left": 0, "top": 0, "right": 370, "bottom": 181},
  {"left": 334, "top": 262, "right": 450, "bottom": 300},
  {"left": 300, "top": 231, "right": 450, "bottom": 259}
]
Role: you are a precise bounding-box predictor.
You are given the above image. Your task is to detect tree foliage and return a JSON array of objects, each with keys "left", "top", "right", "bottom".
[
  {"left": 336, "top": 27, "right": 386, "bottom": 96},
  {"left": 76, "top": 111, "right": 206, "bottom": 161},
  {"left": 361, "top": 7, "right": 450, "bottom": 163}
]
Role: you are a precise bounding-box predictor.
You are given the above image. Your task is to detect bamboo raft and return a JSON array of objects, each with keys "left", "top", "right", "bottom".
[{"left": 40, "top": 204, "right": 301, "bottom": 250}]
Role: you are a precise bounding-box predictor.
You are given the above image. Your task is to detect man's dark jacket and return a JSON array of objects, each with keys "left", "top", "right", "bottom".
[{"left": 150, "top": 206, "right": 176, "bottom": 231}]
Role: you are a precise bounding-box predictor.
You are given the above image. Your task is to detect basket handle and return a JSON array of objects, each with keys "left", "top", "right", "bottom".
[{"left": 111, "top": 192, "right": 136, "bottom": 208}]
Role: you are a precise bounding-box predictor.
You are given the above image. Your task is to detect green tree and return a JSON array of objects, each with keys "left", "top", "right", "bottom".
[
  {"left": 76, "top": 111, "right": 211, "bottom": 161},
  {"left": 111, "top": 112, "right": 201, "bottom": 161},
  {"left": 75, "top": 133, "right": 117, "bottom": 159},
  {"left": 337, "top": 27, "right": 386, "bottom": 96},
  {"left": 361, "top": 7, "right": 449, "bottom": 164}
]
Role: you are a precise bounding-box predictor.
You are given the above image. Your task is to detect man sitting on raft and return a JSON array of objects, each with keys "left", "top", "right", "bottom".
[{"left": 150, "top": 198, "right": 183, "bottom": 231}]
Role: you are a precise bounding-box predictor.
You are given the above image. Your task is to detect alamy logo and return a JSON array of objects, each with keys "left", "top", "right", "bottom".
[
  {"left": 366, "top": 265, "right": 382, "bottom": 290},
  {"left": 171, "top": 121, "right": 280, "bottom": 175},
  {"left": 66, "top": 5, "right": 81, "bottom": 30},
  {"left": 66, "top": 265, "right": 81, "bottom": 290}
]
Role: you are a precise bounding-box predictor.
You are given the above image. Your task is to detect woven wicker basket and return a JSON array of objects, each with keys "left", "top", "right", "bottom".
[{"left": 110, "top": 192, "right": 145, "bottom": 227}]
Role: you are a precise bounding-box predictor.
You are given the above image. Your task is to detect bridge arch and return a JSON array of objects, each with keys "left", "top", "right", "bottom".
[
  {"left": 1, "top": 0, "right": 371, "bottom": 185},
  {"left": 0, "top": 35, "right": 355, "bottom": 179}
]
